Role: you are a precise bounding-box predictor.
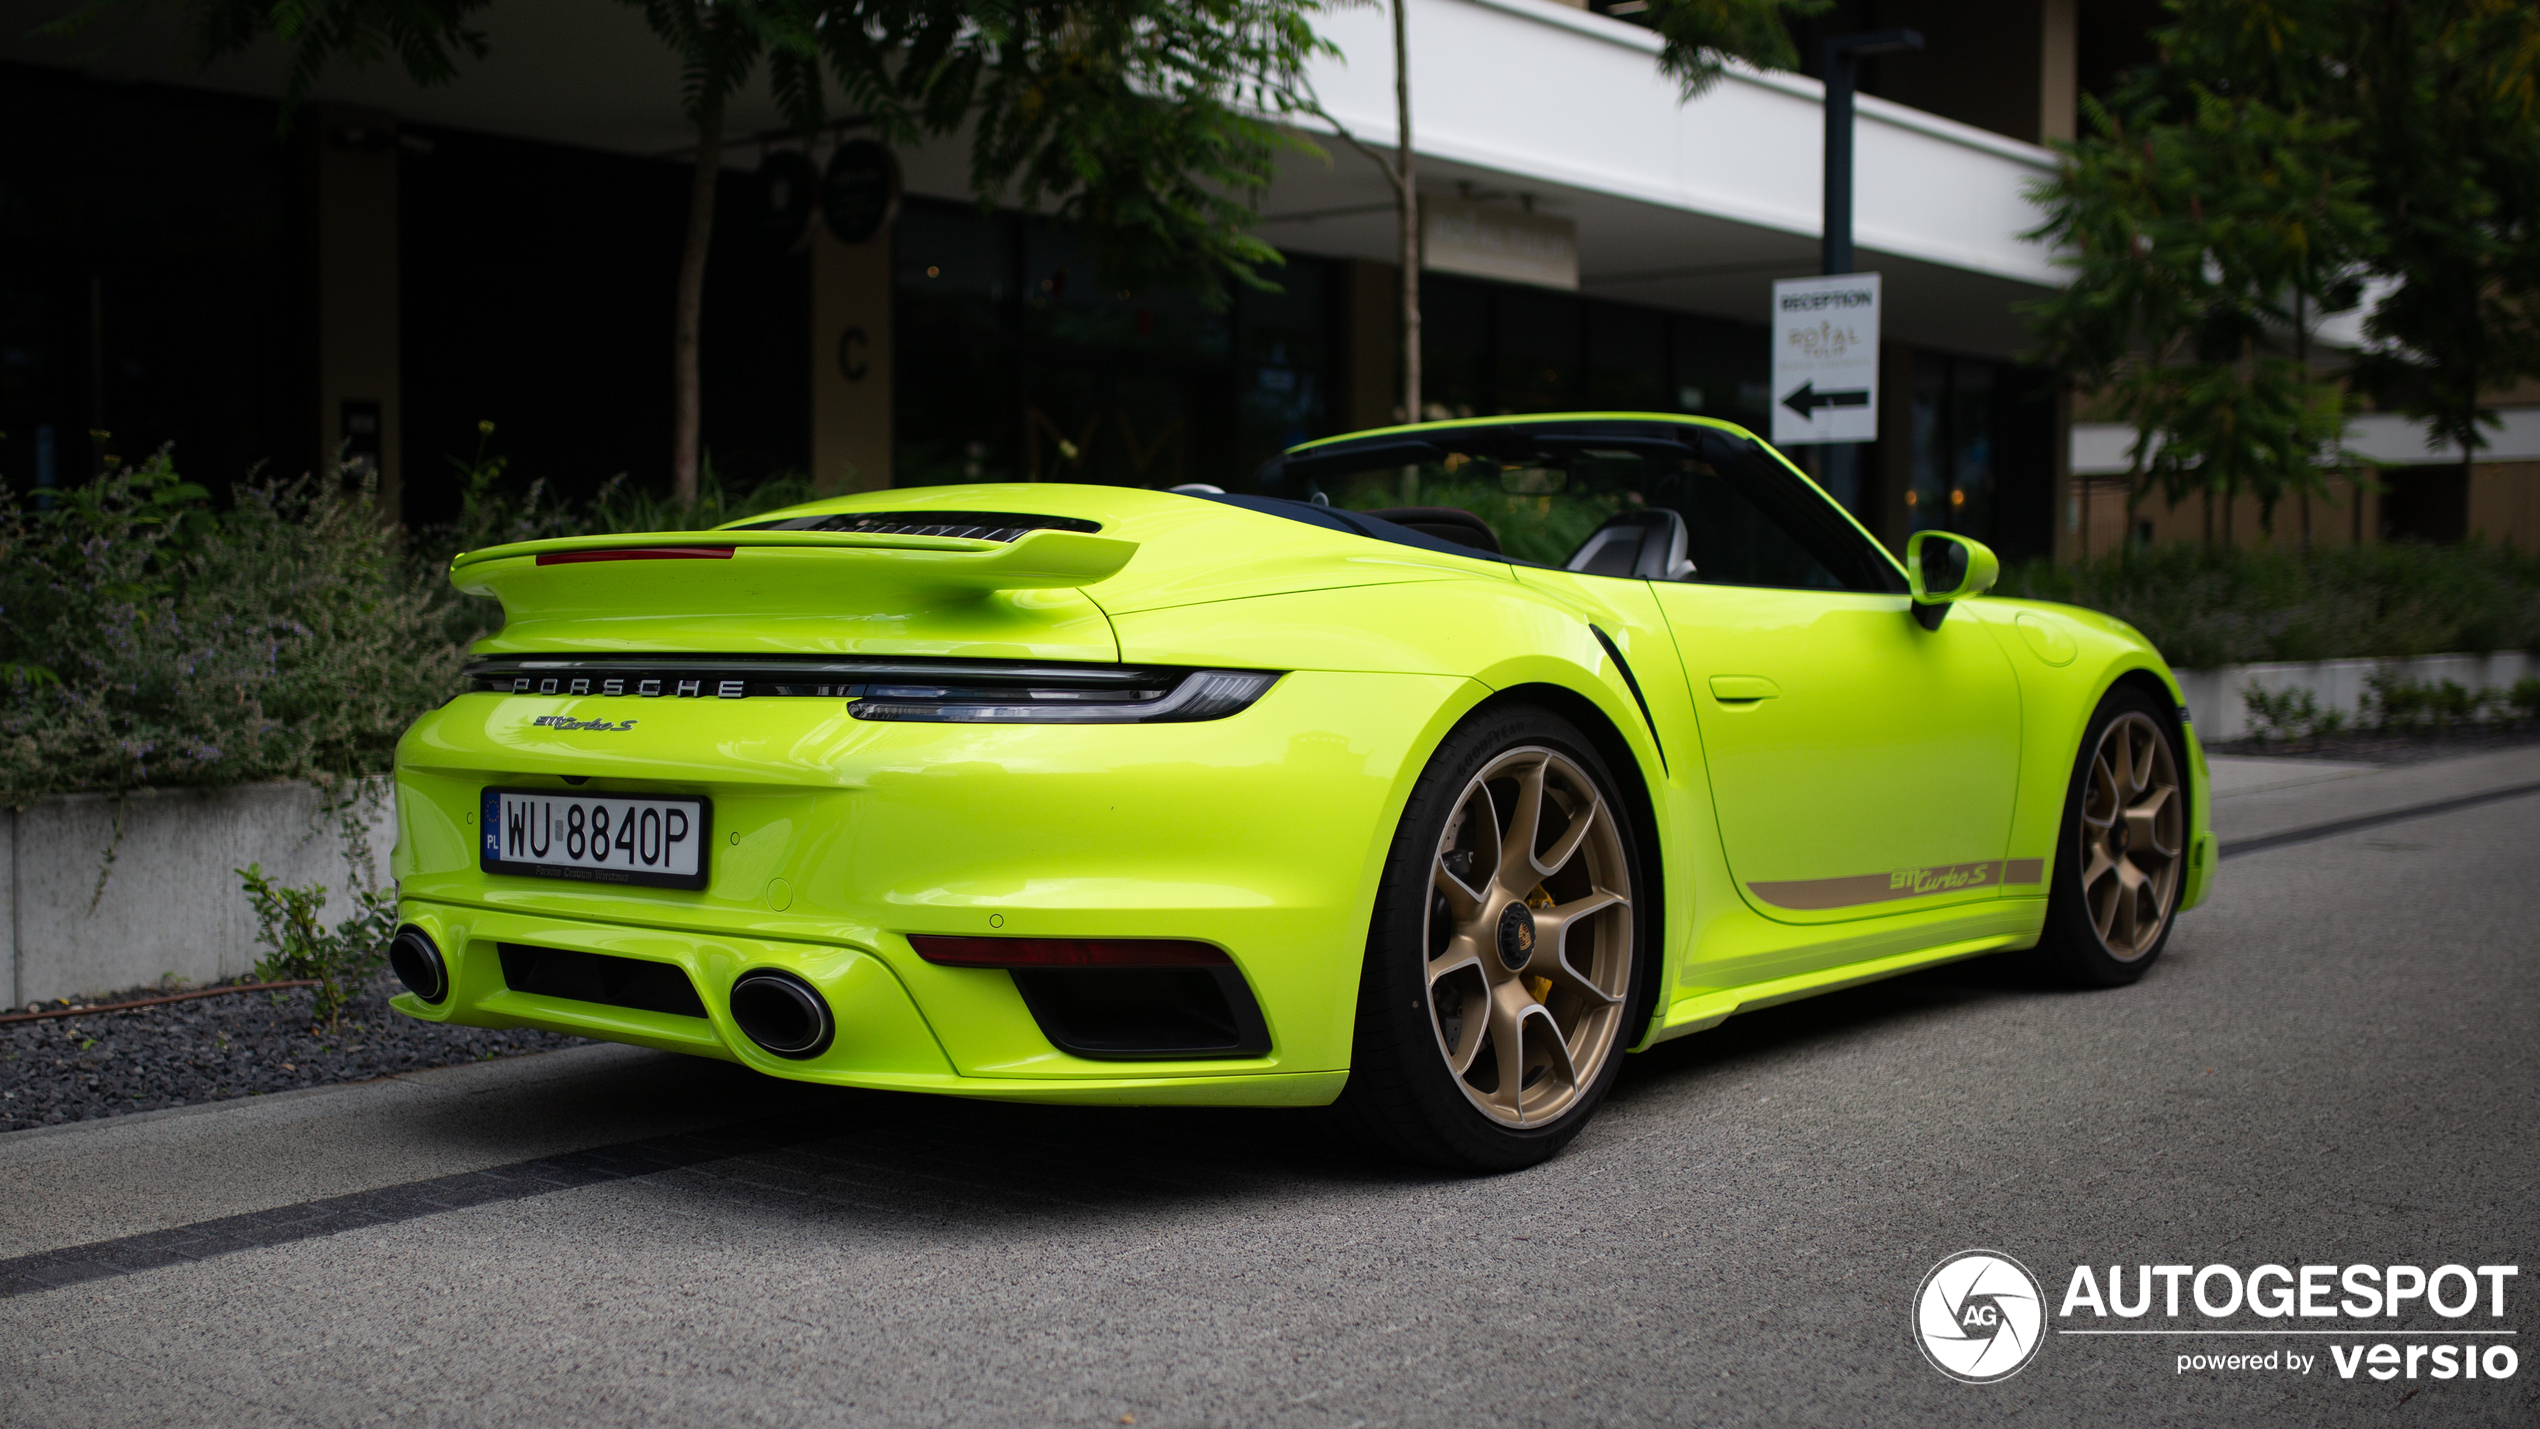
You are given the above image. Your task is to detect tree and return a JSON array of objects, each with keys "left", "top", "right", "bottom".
[
  {"left": 2025, "top": 87, "right": 2378, "bottom": 543},
  {"left": 62, "top": 0, "right": 1336, "bottom": 506},
  {"left": 2031, "top": 0, "right": 2540, "bottom": 534}
]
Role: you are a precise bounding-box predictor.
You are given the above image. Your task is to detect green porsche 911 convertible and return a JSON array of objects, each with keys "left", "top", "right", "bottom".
[{"left": 387, "top": 414, "right": 2212, "bottom": 1170}]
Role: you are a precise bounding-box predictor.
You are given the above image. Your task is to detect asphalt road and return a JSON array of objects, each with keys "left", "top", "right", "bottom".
[{"left": 4, "top": 750, "right": 2536, "bottom": 1428}]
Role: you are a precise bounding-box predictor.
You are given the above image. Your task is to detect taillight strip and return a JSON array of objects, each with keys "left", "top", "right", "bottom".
[{"left": 534, "top": 547, "right": 736, "bottom": 565}]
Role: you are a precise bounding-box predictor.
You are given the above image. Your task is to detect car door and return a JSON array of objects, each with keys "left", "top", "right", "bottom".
[{"left": 1637, "top": 437, "right": 2026, "bottom": 926}]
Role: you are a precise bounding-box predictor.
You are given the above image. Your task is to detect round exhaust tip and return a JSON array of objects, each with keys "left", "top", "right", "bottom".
[
  {"left": 729, "top": 971, "right": 834, "bottom": 1059},
  {"left": 389, "top": 926, "right": 448, "bottom": 1005}
]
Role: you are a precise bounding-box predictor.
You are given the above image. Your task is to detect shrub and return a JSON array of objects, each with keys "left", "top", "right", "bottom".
[
  {"left": 2361, "top": 671, "right": 2518, "bottom": 731},
  {"left": 1998, "top": 541, "right": 2540, "bottom": 669},
  {"left": 2, "top": 437, "right": 817, "bottom": 808},
  {"left": 411, "top": 427, "right": 818, "bottom": 647},
  {"left": 236, "top": 863, "right": 398, "bottom": 1029},
  {"left": 2240, "top": 685, "right": 2347, "bottom": 745},
  {"left": 0, "top": 454, "right": 464, "bottom": 807}
]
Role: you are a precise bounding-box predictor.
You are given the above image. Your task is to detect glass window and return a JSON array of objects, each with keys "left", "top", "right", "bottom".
[
  {"left": 1421, "top": 276, "right": 1491, "bottom": 422},
  {"left": 1493, "top": 287, "right": 1582, "bottom": 414},
  {"left": 1264, "top": 421, "right": 1902, "bottom": 592},
  {"left": 1669, "top": 313, "right": 1773, "bottom": 427},
  {"left": 1586, "top": 304, "right": 1667, "bottom": 411},
  {"left": 1909, "top": 351, "right": 1999, "bottom": 539}
]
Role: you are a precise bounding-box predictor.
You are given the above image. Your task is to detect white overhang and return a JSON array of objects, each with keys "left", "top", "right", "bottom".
[
  {"left": 1252, "top": 0, "right": 2063, "bottom": 355},
  {"left": 2073, "top": 411, "right": 2540, "bottom": 474}
]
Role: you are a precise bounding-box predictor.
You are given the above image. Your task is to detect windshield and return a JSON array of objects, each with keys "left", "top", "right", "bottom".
[{"left": 1255, "top": 421, "right": 1904, "bottom": 594}]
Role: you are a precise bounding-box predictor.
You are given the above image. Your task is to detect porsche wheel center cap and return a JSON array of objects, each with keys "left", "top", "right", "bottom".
[
  {"left": 2109, "top": 821, "right": 2131, "bottom": 854},
  {"left": 1496, "top": 903, "right": 1537, "bottom": 970}
]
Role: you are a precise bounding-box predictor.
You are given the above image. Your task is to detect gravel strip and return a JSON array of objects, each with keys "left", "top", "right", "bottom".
[{"left": 1, "top": 974, "right": 583, "bottom": 1133}]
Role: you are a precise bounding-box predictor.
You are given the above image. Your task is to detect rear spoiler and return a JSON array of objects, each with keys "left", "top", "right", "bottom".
[{"left": 450, "top": 528, "right": 1138, "bottom": 594}]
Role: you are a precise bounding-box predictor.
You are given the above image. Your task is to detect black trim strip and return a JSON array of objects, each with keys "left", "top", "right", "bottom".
[
  {"left": 730, "top": 510, "right": 1101, "bottom": 539},
  {"left": 1588, "top": 626, "right": 1667, "bottom": 774},
  {"left": 0, "top": 1121, "right": 810, "bottom": 1299},
  {"left": 2220, "top": 781, "right": 2540, "bottom": 860}
]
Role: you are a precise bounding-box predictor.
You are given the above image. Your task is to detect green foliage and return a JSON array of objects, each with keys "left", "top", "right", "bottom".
[
  {"left": 2513, "top": 676, "right": 2540, "bottom": 723},
  {"left": 423, "top": 423, "right": 818, "bottom": 555},
  {"left": 2064, "top": 0, "right": 2540, "bottom": 458},
  {"left": 1998, "top": 541, "right": 2540, "bottom": 669},
  {"left": 1, "top": 433, "right": 815, "bottom": 807},
  {"left": 1638, "top": 0, "right": 1830, "bottom": 100},
  {"left": 0, "top": 451, "right": 465, "bottom": 808},
  {"left": 2360, "top": 671, "right": 2520, "bottom": 732},
  {"left": 415, "top": 425, "right": 821, "bottom": 644},
  {"left": 235, "top": 862, "right": 397, "bottom": 1030},
  {"left": 1332, "top": 472, "right": 1620, "bottom": 567},
  {"left": 2026, "top": 86, "right": 2378, "bottom": 532},
  {"left": 944, "top": 1, "right": 1336, "bottom": 305},
  {"left": 39, "top": 0, "right": 493, "bottom": 115},
  {"left": 2239, "top": 684, "right": 2344, "bottom": 744}
]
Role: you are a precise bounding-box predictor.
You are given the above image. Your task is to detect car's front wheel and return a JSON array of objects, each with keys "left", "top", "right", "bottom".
[
  {"left": 1339, "top": 705, "right": 1649, "bottom": 1172},
  {"left": 2036, "top": 687, "right": 2189, "bottom": 986}
]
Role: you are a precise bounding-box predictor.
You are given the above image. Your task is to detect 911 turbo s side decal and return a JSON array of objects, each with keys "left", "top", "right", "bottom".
[{"left": 1748, "top": 858, "right": 2046, "bottom": 910}]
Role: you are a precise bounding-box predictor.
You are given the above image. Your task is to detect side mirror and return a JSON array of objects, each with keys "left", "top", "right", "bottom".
[{"left": 1906, "top": 531, "right": 1999, "bottom": 630}]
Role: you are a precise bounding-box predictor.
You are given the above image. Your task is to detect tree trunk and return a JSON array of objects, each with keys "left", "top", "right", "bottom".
[
  {"left": 672, "top": 94, "right": 726, "bottom": 510},
  {"left": 2295, "top": 290, "right": 2313, "bottom": 550},
  {"left": 1394, "top": 0, "right": 1419, "bottom": 428}
]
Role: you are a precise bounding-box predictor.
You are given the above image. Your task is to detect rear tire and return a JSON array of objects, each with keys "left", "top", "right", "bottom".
[
  {"left": 2035, "top": 687, "right": 2188, "bottom": 987},
  {"left": 1336, "top": 705, "right": 1653, "bottom": 1172}
]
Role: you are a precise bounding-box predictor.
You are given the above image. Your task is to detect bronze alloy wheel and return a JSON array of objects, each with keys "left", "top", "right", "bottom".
[
  {"left": 1422, "top": 746, "right": 1634, "bottom": 1128},
  {"left": 2078, "top": 710, "right": 2185, "bottom": 961}
]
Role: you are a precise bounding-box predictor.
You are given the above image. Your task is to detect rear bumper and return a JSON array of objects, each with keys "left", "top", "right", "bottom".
[
  {"left": 388, "top": 669, "right": 1478, "bottom": 1105},
  {"left": 392, "top": 898, "right": 1343, "bottom": 1104}
]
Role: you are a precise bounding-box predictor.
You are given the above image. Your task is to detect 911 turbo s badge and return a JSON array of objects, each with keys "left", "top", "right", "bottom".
[
  {"left": 529, "top": 715, "right": 638, "bottom": 732},
  {"left": 1749, "top": 859, "right": 2045, "bottom": 911}
]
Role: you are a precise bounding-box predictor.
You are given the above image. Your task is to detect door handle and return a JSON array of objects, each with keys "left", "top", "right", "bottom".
[{"left": 1709, "top": 675, "right": 1780, "bottom": 703}]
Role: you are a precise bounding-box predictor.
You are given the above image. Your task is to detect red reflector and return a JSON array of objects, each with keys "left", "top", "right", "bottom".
[
  {"left": 535, "top": 547, "right": 736, "bottom": 565},
  {"left": 906, "top": 935, "right": 1229, "bottom": 968}
]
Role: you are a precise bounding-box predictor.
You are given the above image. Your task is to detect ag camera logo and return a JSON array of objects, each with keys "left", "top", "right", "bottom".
[{"left": 1916, "top": 1250, "right": 2046, "bottom": 1383}]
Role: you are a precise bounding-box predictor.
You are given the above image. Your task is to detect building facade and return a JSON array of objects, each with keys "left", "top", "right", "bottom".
[{"left": 8, "top": 0, "right": 2531, "bottom": 559}]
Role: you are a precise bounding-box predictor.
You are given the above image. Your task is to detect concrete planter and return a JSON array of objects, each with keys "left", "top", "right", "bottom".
[
  {"left": 2172, "top": 652, "right": 2534, "bottom": 743},
  {"left": 2, "top": 779, "right": 395, "bottom": 1008}
]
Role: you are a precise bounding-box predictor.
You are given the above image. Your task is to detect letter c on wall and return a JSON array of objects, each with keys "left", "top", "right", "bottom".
[{"left": 837, "top": 326, "right": 868, "bottom": 382}]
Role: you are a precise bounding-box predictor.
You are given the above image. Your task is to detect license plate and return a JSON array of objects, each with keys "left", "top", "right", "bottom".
[{"left": 480, "top": 789, "right": 711, "bottom": 890}]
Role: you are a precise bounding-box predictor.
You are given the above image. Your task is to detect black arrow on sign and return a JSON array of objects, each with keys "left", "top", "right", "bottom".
[{"left": 1781, "top": 380, "right": 1872, "bottom": 420}]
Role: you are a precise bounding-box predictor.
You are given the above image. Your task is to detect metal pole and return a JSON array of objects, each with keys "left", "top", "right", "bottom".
[
  {"left": 1822, "top": 44, "right": 1854, "bottom": 277},
  {"left": 1821, "top": 30, "right": 1923, "bottom": 277}
]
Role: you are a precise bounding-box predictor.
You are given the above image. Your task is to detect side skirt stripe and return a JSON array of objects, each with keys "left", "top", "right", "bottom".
[{"left": 1749, "top": 858, "right": 2045, "bottom": 911}]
